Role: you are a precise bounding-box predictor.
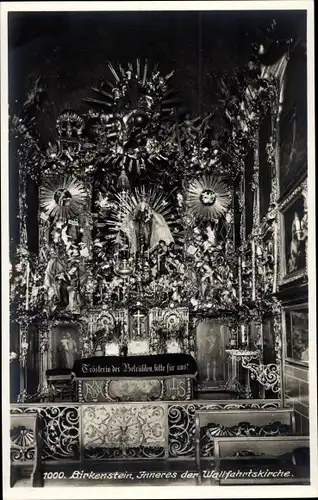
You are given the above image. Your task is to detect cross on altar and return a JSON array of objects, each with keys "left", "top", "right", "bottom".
[{"left": 133, "top": 310, "right": 145, "bottom": 338}]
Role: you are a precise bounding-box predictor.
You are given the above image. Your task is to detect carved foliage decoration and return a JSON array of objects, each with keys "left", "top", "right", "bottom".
[{"left": 83, "top": 404, "right": 166, "bottom": 459}]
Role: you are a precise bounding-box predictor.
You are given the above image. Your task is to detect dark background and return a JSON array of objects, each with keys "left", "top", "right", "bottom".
[{"left": 8, "top": 10, "right": 307, "bottom": 244}]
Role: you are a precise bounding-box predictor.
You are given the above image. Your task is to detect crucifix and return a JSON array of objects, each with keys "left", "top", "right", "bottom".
[{"left": 133, "top": 309, "right": 145, "bottom": 339}]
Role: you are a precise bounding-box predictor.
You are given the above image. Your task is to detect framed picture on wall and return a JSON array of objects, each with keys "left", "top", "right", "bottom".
[
  {"left": 279, "top": 183, "right": 307, "bottom": 284},
  {"left": 195, "top": 318, "right": 231, "bottom": 390},
  {"left": 283, "top": 305, "right": 308, "bottom": 366},
  {"left": 49, "top": 322, "right": 82, "bottom": 370},
  {"left": 278, "top": 46, "right": 307, "bottom": 198}
]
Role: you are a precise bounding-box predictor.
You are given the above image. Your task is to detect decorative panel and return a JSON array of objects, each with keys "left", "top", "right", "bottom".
[
  {"left": 82, "top": 404, "right": 166, "bottom": 460},
  {"left": 78, "top": 377, "right": 192, "bottom": 402},
  {"left": 10, "top": 406, "right": 80, "bottom": 462}
]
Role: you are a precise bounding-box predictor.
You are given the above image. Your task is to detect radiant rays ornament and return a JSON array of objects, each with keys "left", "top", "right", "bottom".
[
  {"left": 84, "top": 59, "right": 178, "bottom": 115},
  {"left": 186, "top": 176, "right": 232, "bottom": 221},
  {"left": 40, "top": 177, "right": 88, "bottom": 222},
  {"left": 107, "top": 186, "right": 177, "bottom": 255},
  {"left": 84, "top": 59, "right": 181, "bottom": 174}
]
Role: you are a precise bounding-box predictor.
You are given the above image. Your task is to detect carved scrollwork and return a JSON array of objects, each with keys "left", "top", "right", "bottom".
[
  {"left": 39, "top": 406, "right": 80, "bottom": 461},
  {"left": 168, "top": 404, "right": 196, "bottom": 458},
  {"left": 240, "top": 360, "right": 280, "bottom": 392}
]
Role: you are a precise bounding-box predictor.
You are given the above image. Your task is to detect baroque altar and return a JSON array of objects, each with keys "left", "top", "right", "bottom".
[{"left": 9, "top": 52, "right": 295, "bottom": 418}]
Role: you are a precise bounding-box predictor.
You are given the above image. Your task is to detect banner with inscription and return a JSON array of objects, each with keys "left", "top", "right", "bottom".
[{"left": 72, "top": 354, "right": 197, "bottom": 378}]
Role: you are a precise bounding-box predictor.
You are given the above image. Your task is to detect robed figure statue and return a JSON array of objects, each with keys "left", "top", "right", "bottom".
[{"left": 118, "top": 198, "right": 174, "bottom": 255}]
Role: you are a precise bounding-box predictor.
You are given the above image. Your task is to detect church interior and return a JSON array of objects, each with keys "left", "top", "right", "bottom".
[{"left": 8, "top": 10, "right": 309, "bottom": 486}]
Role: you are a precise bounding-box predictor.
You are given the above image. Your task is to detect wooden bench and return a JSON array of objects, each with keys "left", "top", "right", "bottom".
[
  {"left": 10, "top": 410, "right": 43, "bottom": 487},
  {"left": 195, "top": 407, "right": 295, "bottom": 482},
  {"left": 213, "top": 436, "right": 310, "bottom": 485}
]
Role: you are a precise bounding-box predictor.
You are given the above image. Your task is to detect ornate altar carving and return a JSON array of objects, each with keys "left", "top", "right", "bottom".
[
  {"left": 10, "top": 49, "right": 289, "bottom": 402},
  {"left": 82, "top": 404, "right": 166, "bottom": 459}
]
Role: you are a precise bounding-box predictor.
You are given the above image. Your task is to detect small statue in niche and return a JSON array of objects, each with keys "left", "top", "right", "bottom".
[
  {"left": 206, "top": 221, "right": 217, "bottom": 246},
  {"left": 156, "top": 240, "right": 169, "bottom": 275},
  {"left": 200, "top": 264, "right": 215, "bottom": 300},
  {"left": 66, "top": 262, "right": 82, "bottom": 314},
  {"left": 44, "top": 254, "right": 70, "bottom": 310},
  {"left": 54, "top": 271, "right": 70, "bottom": 308},
  {"left": 58, "top": 331, "right": 78, "bottom": 369}
]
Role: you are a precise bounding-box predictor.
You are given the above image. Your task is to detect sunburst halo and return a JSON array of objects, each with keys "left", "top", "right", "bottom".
[
  {"left": 40, "top": 177, "right": 88, "bottom": 222},
  {"left": 186, "top": 176, "right": 231, "bottom": 221}
]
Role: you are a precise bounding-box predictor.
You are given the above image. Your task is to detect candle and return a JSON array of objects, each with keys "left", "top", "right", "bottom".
[
  {"left": 294, "top": 213, "right": 301, "bottom": 232},
  {"left": 238, "top": 256, "right": 242, "bottom": 306},
  {"left": 241, "top": 324, "right": 246, "bottom": 345},
  {"left": 120, "top": 321, "right": 124, "bottom": 345},
  {"left": 25, "top": 261, "right": 30, "bottom": 311},
  {"left": 251, "top": 240, "right": 256, "bottom": 301}
]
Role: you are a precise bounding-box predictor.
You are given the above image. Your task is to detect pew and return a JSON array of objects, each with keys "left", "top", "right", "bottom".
[
  {"left": 195, "top": 407, "right": 295, "bottom": 483},
  {"left": 213, "top": 436, "right": 310, "bottom": 485},
  {"left": 10, "top": 410, "right": 44, "bottom": 487}
]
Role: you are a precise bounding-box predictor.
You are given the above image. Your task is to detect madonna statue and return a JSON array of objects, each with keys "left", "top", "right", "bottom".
[{"left": 118, "top": 198, "right": 174, "bottom": 255}]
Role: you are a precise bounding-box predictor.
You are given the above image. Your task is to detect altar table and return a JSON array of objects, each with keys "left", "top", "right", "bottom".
[{"left": 73, "top": 353, "right": 197, "bottom": 402}]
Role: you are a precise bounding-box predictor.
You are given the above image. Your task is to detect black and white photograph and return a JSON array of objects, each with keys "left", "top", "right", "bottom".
[{"left": 1, "top": 2, "right": 316, "bottom": 499}]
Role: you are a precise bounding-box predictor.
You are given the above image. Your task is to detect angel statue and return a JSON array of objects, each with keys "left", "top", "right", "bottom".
[{"left": 116, "top": 190, "right": 174, "bottom": 256}]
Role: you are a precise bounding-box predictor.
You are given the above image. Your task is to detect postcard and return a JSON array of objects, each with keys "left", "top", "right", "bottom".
[{"left": 1, "top": 1, "right": 316, "bottom": 499}]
